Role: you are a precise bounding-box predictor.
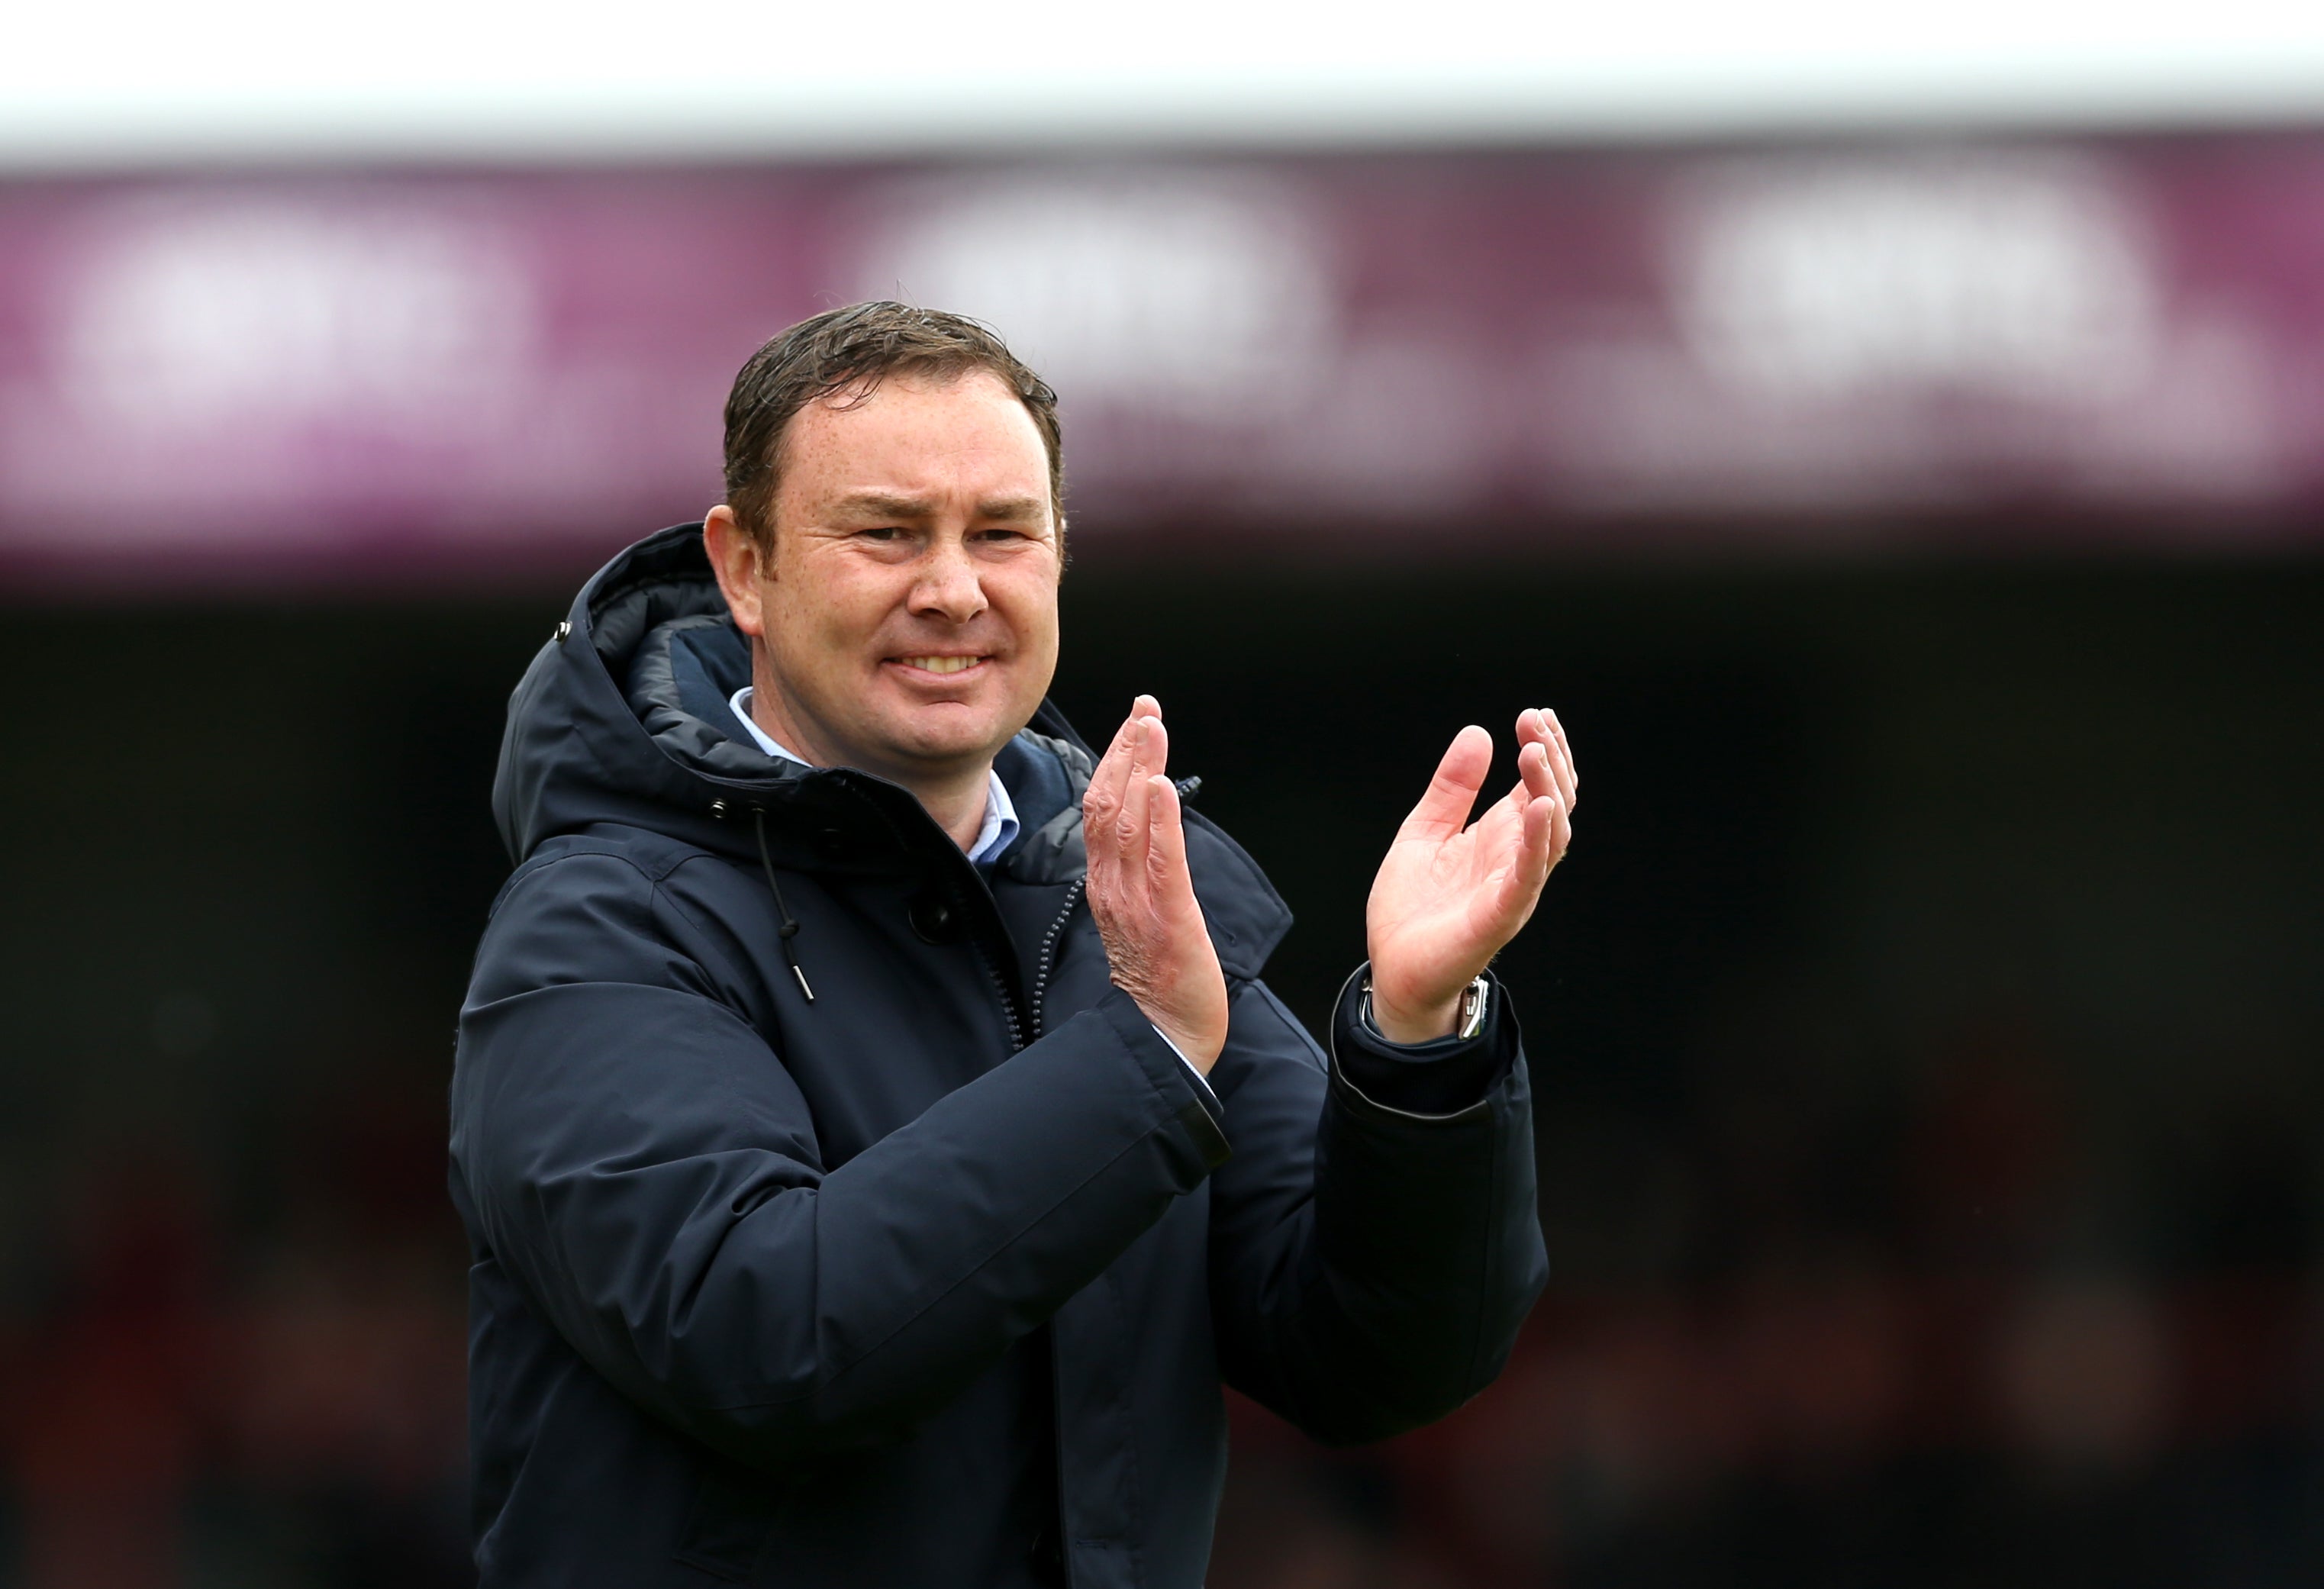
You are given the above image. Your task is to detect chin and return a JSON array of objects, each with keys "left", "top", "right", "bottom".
[{"left": 891, "top": 711, "right": 1014, "bottom": 766}]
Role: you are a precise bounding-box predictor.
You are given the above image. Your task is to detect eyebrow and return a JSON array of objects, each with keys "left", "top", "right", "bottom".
[{"left": 832, "top": 491, "right": 1049, "bottom": 524}]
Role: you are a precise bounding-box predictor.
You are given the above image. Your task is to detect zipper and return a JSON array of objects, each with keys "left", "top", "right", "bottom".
[
  {"left": 1027, "top": 878, "right": 1087, "bottom": 1041},
  {"left": 962, "top": 892, "right": 1028, "bottom": 1051},
  {"left": 951, "top": 859, "right": 1037, "bottom": 1052},
  {"left": 1032, "top": 875, "right": 1091, "bottom": 1581}
]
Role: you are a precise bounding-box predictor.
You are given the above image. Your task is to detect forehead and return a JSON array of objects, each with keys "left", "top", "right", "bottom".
[{"left": 777, "top": 370, "right": 1050, "bottom": 508}]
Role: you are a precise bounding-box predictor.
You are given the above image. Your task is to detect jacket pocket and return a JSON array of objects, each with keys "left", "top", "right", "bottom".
[{"left": 672, "top": 1451, "right": 789, "bottom": 1581}]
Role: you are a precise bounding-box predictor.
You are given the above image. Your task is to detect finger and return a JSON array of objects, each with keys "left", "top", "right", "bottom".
[
  {"left": 1085, "top": 730, "right": 1124, "bottom": 859},
  {"left": 1401, "top": 725, "right": 1492, "bottom": 840},
  {"left": 1144, "top": 773, "right": 1202, "bottom": 914},
  {"left": 1104, "top": 716, "right": 1168, "bottom": 919},
  {"left": 1116, "top": 735, "right": 1159, "bottom": 894},
  {"left": 1087, "top": 696, "right": 1162, "bottom": 836},
  {"left": 1542, "top": 708, "right": 1578, "bottom": 813},
  {"left": 1086, "top": 707, "right": 1141, "bottom": 827},
  {"left": 1123, "top": 714, "right": 1168, "bottom": 841},
  {"left": 1516, "top": 707, "right": 1575, "bottom": 811},
  {"left": 1510, "top": 738, "right": 1556, "bottom": 810},
  {"left": 1495, "top": 793, "right": 1560, "bottom": 921},
  {"left": 1504, "top": 709, "right": 1551, "bottom": 814},
  {"left": 1135, "top": 711, "right": 1170, "bottom": 784}
]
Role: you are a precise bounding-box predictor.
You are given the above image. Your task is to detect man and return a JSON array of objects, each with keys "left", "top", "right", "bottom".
[{"left": 450, "top": 301, "right": 1578, "bottom": 1587}]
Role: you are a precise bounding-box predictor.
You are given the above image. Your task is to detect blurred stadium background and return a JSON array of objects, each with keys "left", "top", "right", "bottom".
[{"left": 4, "top": 5, "right": 2323, "bottom": 1584}]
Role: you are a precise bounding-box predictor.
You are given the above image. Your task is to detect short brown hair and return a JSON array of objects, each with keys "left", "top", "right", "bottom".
[{"left": 722, "top": 301, "right": 1064, "bottom": 545}]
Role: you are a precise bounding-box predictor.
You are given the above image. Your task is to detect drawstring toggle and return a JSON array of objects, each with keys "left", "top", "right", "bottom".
[{"left": 751, "top": 807, "right": 816, "bottom": 1004}]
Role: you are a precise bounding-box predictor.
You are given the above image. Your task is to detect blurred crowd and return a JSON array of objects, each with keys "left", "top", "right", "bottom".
[
  {"left": 0, "top": 1073, "right": 468, "bottom": 1587},
  {"left": 1209, "top": 1000, "right": 2322, "bottom": 1588},
  {"left": 2, "top": 984, "right": 2312, "bottom": 1587}
]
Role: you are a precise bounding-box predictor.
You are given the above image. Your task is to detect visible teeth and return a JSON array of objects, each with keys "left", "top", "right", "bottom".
[{"left": 901, "top": 656, "right": 978, "bottom": 675}]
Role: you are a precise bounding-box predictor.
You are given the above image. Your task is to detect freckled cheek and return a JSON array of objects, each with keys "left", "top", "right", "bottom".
[
  {"left": 991, "top": 575, "right": 1060, "bottom": 654},
  {"left": 817, "top": 589, "right": 901, "bottom": 666}
]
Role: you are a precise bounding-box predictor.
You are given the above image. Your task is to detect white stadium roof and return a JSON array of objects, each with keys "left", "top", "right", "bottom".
[{"left": 6, "top": 0, "right": 2324, "bottom": 169}]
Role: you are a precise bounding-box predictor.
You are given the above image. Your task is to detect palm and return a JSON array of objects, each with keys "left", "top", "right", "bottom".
[
  {"left": 1365, "top": 714, "right": 1578, "bottom": 1036},
  {"left": 1371, "top": 794, "right": 1535, "bottom": 978}
]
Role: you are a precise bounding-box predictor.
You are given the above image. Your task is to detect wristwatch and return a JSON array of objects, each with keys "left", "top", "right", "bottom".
[{"left": 1361, "top": 975, "right": 1491, "bottom": 1043}]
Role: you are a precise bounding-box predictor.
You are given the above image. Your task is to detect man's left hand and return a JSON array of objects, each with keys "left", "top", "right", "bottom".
[{"left": 1365, "top": 708, "right": 1578, "bottom": 1045}]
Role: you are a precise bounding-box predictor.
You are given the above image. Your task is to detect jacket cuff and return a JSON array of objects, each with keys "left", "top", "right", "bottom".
[
  {"left": 1094, "top": 986, "right": 1233, "bottom": 1169},
  {"left": 1329, "top": 963, "right": 1516, "bottom": 1118},
  {"left": 1145, "top": 1021, "right": 1226, "bottom": 1126}
]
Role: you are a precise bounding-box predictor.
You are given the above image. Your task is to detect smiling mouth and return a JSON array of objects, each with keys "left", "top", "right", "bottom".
[{"left": 892, "top": 655, "right": 987, "bottom": 675}]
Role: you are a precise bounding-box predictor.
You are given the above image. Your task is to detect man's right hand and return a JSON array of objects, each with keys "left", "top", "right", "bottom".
[{"left": 1082, "top": 697, "right": 1230, "bottom": 1072}]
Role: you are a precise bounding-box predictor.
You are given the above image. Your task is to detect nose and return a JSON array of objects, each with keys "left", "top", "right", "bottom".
[{"left": 909, "top": 535, "right": 987, "bottom": 626}]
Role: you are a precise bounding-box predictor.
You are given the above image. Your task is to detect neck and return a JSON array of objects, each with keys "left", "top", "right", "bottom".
[
  {"left": 748, "top": 677, "right": 990, "bottom": 853},
  {"left": 899, "top": 769, "right": 992, "bottom": 854}
]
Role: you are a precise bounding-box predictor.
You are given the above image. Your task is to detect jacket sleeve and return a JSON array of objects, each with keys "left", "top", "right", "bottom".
[
  {"left": 449, "top": 849, "right": 1228, "bottom": 1471},
  {"left": 1204, "top": 969, "right": 1548, "bottom": 1446}
]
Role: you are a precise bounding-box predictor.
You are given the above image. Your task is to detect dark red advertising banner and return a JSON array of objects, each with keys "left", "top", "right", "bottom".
[{"left": 5, "top": 139, "right": 2324, "bottom": 585}]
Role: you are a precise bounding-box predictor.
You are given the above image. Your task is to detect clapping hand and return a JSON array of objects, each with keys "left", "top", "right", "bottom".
[
  {"left": 1082, "top": 697, "right": 1231, "bottom": 1072},
  {"left": 1364, "top": 709, "right": 1577, "bottom": 1044}
]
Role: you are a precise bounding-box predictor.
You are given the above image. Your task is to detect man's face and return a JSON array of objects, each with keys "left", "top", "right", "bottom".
[{"left": 707, "top": 370, "right": 1062, "bottom": 788}]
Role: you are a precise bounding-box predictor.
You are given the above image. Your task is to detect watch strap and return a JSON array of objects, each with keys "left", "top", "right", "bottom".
[{"left": 1360, "top": 974, "right": 1491, "bottom": 1045}]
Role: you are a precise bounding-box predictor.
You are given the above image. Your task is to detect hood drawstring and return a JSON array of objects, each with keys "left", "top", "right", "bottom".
[{"left": 751, "top": 806, "right": 816, "bottom": 1004}]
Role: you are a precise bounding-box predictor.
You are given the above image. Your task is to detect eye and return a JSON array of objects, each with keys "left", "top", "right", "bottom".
[{"left": 856, "top": 525, "right": 904, "bottom": 543}]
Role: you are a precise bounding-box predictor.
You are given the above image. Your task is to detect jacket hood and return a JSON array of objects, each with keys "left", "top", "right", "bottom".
[{"left": 491, "top": 523, "right": 1292, "bottom": 975}]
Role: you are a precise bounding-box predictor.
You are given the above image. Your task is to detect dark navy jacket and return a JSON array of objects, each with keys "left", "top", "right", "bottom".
[{"left": 449, "top": 525, "right": 1549, "bottom": 1587}]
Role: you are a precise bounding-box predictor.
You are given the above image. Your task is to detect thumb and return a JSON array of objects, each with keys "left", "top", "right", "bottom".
[{"left": 1398, "top": 725, "right": 1492, "bottom": 841}]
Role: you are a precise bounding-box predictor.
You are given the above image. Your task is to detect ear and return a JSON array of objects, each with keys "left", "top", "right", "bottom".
[{"left": 704, "top": 505, "right": 769, "bottom": 640}]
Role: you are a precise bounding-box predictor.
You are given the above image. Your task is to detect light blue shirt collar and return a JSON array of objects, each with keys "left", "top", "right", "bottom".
[{"left": 729, "top": 686, "right": 1020, "bottom": 866}]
